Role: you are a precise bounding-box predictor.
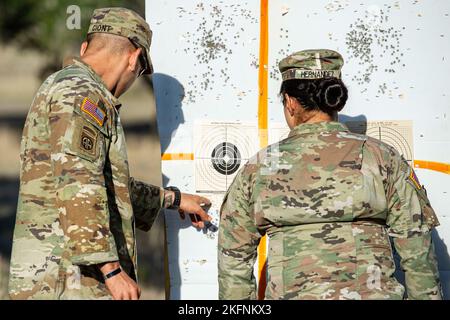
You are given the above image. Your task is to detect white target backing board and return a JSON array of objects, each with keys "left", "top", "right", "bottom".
[
  {"left": 268, "top": 122, "right": 291, "bottom": 145},
  {"left": 194, "top": 121, "right": 259, "bottom": 193},
  {"left": 270, "top": 120, "right": 414, "bottom": 164},
  {"left": 163, "top": 192, "right": 223, "bottom": 300},
  {"left": 147, "top": 0, "right": 261, "bottom": 300},
  {"left": 345, "top": 120, "right": 414, "bottom": 163},
  {"left": 148, "top": 0, "right": 450, "bottom": 299}
]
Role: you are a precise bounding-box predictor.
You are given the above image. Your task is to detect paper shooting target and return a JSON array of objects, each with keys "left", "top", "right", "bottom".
[
  {"left": 345, "top": 120, "right": 414, "bottom": 164},
  {"left": 269, "top": 120, "right": 414, "bottom": 165},
  {"left": 194, "top": 122, "right": 259, "bottom": 192},
  {"left": 268, "top": 123, "right": 290, "bottom": 145},
  {"left": 367, "top": 126, "right": 413, "bottom": 162},
  {"left": 211, "top": 142, "right": 242, "bottom": 175}
]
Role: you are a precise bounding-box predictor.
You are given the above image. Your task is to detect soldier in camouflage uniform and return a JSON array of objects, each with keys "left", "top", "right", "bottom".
[
  {"left": 218, "top": 49, "right": 442, "bottom": 300},
  {"left": 9, "top": 7, "right": 211, "bottom": 300}
]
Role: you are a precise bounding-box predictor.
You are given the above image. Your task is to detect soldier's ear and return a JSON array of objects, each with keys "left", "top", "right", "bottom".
[
  {"left": 128, "top": 47, "right": 142, "bottom": 73},
  {"left": 80, "top": 41, "right": 88, "bottom": 57},
  {"left": 285, "top": 95, "right": 296, "bottom": 117}
]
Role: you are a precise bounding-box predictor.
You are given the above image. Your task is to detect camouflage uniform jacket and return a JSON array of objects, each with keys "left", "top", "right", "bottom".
[
  {"left": 218, "top": 121, "right": 441, "bottom": 300},
  {"left": 9, "top": 58, "right": 164, "bottom": 299}
]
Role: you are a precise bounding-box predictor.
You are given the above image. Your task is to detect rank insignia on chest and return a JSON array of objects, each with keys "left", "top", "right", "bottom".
[{"left": 81, "top": 97, "right": 106, "bottom": 126}]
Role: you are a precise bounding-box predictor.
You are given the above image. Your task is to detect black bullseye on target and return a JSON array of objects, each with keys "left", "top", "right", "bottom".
[
  {"left": 194, "top": 123, "right": 259, "bottom": 192},
  {"left": 211, "top": 142, "right": 241, "bottom": 175}
]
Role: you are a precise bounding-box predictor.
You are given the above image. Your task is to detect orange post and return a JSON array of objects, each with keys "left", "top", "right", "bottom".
[{"left": 257, "top": 0, "right": 269, "bottom": 300}]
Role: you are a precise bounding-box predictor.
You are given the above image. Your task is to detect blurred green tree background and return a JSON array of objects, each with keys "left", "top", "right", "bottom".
[{"left": 0, "top": 0, "right": 144, "bottom": 79}]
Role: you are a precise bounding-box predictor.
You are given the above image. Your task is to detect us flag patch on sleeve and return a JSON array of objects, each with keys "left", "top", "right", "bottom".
[{"left": 81, "top": 97, "right": 105, "bottom": 126}]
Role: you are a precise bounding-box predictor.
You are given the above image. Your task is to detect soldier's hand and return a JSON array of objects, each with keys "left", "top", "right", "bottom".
[
  {"left": 99, "top": 261, "right": 141, "bottom": 300},
  {"left": 178, "top": 193, "right": 212, "bottom": 229}
]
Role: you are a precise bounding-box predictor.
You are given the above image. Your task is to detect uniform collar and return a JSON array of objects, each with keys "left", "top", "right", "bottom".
[
  {"left": 68, "top": 57, "right": 122, "bottom": 110},
  {"left": 288, "top": 121, "right": 349, "bottom": 138}
]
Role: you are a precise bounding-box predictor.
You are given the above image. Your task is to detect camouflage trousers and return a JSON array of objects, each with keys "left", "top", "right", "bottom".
[
  {"left": 10, "top": 264, "right": 112, "bottom": 300},
  {"left": 56, "top": 265, "right": 113, "bottom": 300}
]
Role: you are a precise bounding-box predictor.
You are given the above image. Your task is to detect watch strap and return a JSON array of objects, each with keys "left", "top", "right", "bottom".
[
  {"left": 104, "top": 267, "right": 121, "bottom": 280},
  {"left": 165, "top": 186, "right": 181, "bottom": 209}
]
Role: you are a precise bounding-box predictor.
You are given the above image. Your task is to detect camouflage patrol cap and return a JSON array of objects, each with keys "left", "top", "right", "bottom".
[
  {"left": 279, "top": 49, "right": 343, "bottom": 81},
  {"left": 88, "top": 7, "right": 153, "bottom": 74}
]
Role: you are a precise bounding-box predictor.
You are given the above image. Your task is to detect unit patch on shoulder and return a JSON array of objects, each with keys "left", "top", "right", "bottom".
[
  {"left": 408, "top": 168, "right": 422, "bottom": 190},
  {"left": 81, "top": 97, "right": 105, "bottom": 126},
  {"left": 80, "top": 126, "right": 97, "bottom": 154}
]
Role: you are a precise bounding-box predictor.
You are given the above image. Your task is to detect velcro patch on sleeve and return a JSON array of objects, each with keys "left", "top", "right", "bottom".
[
  {"left": 81, "top": 97, "right": 106, "bottom": 126},
  {"left": 68, "top": 116, "right": 102, "bottom": 162},
  {"left": 80, "top": 126, "right": 97, "bottom": 154}
]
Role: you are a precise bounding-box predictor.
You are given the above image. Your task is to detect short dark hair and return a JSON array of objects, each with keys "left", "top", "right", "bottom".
[
  {"left": 279, "top": 77, "right": 348, "bottom": 114},
  {"left": 85, "top": 33, "right": 135, "bottom": 55}
]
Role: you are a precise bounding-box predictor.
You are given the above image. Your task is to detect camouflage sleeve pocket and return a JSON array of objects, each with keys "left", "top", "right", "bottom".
[
  {"left": 60, "top": 94, "right": 109, "bottom": 163},
  {"left": 405, "top": 166, "right": 440, "bottom": 230},
  {"left": 417, "top": 186, "right": 440, "bottom": 229}
]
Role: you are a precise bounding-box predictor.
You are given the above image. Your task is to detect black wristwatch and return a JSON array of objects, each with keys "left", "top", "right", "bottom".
[
  {"left": 103, "top": 267, "right": 122, "bottom": 281},
  {"left": 165, "top": 186, "right": 181, "bottom": 209}
]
